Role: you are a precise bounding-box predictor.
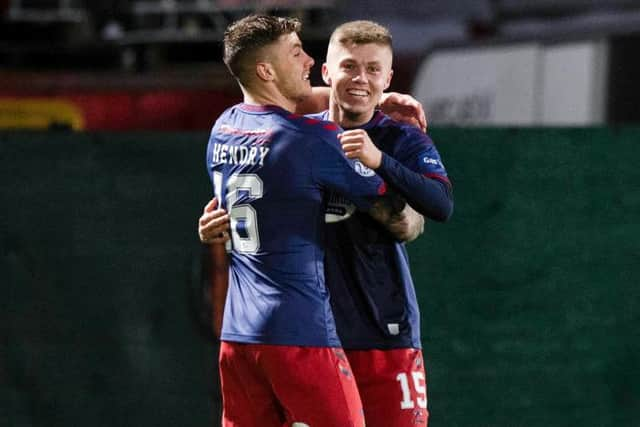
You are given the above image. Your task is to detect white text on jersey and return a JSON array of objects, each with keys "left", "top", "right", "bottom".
[{"left": 212, "top": 143, "right": 270, "bottom": 166}]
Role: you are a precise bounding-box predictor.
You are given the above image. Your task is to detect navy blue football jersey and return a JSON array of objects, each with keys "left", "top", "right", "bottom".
[
  {"left": 206, "top": 104, "right": 385, "bottom": 347},
  {"left": 314, "top": 110, "right": 452, "bottom": 350}
]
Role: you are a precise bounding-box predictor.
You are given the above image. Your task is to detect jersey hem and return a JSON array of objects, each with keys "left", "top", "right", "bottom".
[
  {"left": 221, "top": 332, "right": 342, "bottom": 348},
  {"left": 339, "top": 339, "right": 423, "bottom": 351}
]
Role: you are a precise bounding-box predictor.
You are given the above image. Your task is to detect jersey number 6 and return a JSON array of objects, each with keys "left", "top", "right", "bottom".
[{"left": 213, "top": 171, "right": 263, "bottom": 253}]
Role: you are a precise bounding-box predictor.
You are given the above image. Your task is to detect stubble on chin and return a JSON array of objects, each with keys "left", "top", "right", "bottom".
[{"left": 343, "top": 107, "right": 368, "bottom": 124}]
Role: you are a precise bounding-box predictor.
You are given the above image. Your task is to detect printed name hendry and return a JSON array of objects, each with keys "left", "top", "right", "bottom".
[{"left": 211, "top": 143, "right": 270, "bottom": 166}]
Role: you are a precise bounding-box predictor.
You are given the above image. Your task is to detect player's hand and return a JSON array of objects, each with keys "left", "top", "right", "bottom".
[
  {"left": 379, "top": 92, "right": 427, "bottom": 132},
  {"left": 369, "top": 200, "right": 424, "bottom": 242},
  {"left": 339, "top": 129, "right": 383, "bottom": 169},
  {"left": 368, "top": 195, "right": 405, "bottom": 225},
  {"left": 198, "top": 198, "right": 231, "bottom": 244},
  {"left": 385, "top": 204, "right": 425, "bottom": 242}
]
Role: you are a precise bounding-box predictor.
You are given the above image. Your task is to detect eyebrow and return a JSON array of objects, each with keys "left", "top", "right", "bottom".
[{"left": 340, "top": 58, "right": 383, "bottom": 66}]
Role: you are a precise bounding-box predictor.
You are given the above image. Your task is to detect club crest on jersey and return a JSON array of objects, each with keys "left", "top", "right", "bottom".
[{"left": 354, "top": 160, "right": 375, "bottom": 177}]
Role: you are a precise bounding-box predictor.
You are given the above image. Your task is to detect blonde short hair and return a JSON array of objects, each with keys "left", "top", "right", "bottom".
[{"left": 329, "top": 20, "right": 392, "bottom": 49}]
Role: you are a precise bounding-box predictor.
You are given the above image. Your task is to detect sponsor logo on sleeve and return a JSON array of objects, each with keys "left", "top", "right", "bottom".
[{"left": 423, "top": 156, "right": 443, "bottom": 167}]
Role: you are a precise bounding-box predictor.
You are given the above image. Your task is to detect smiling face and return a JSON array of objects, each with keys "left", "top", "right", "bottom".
[
  {"left": 323, "top": 40, "right": 393, "bottom": 127},
  {"left": 265, "top": 32, "right": 315, "bottom": 104}
]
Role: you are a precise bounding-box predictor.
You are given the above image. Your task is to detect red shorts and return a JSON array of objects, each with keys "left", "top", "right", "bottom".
[
  {"left": 219, "top": 341, "right": 365, "bottom": 427},
  {"left": 345, "top": 348, "right": 429, "bottom": 427}
]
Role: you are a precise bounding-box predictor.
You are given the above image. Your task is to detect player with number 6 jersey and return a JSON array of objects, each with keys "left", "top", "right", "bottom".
[
  {"left": 207, "top": 103, "right": 386, "bottom": 347},
  {"left": 206, "top": 14, "right": 402, "bottom": 427}
]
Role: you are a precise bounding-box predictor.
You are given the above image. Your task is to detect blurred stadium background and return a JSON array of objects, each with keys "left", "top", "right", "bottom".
[{"left": 1, "top": 1, "right": 639, "bottom": 426}]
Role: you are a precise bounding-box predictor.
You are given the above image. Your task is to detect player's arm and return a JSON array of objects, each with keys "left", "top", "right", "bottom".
[
  {"left": 311, "top": 131, "right": 388, "bottom": 212},
  {"left": 389, "top": 204, "right": 425, "bottom": 242},
  {"left": 296, "top": 88, "right": 426, "bottom": 131},
  {"left": 208, "top": 242, "right": 228, "bottom": 338},
  {"left": 376, "top": 150, "right": 453, "bottom": 222},
  {"left": 378, "top": 92, "right": 427, "bottom": 132},
  {"left": 340, "top": 130, "right": 453, "bottom": 222},
  {"left": 369, "top": 201, "right": 425, "bottom": 242},
  {"left": 198, "top": 198, "right": 230, "bottom": 338},
  {"left": 295, "top": 87, "right": 331, "bottom": 115}
]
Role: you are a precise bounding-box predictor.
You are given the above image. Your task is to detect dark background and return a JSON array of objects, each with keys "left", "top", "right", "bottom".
[
  {"left": 4, "top": 0, "right": 640, "bottom": 130},
  {"left": 2, "top": 128, "right": 638, "bottom": 426},
  {"left": 2, "top": 1, "right": 640, "bottom": 426}
]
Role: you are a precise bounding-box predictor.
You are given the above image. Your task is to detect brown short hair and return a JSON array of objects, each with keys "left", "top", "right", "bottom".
[
  {"left": 223, "top": 14, "right": 302, "bottom": 82},
  {"left": 329, "top": 20, "right": 392, "bottom": 49}
]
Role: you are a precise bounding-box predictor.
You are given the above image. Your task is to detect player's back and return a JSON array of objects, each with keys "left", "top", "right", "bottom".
[{"left": 206, "top": 104, "right": 384, "bottom": 347}]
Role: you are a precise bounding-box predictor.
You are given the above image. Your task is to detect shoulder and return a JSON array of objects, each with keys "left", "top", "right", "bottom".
[
  {"left": 211, "top": 104, "right": 242, "bottom": 131},
  {"left": 218, "top": 103, "right": 244, "bottom": 121},
  {"left": 280, "top": 112, "right": 342, "bottom": 142},
  {"left": 374, "top": 112, "right": 434, "bottom": 147}
]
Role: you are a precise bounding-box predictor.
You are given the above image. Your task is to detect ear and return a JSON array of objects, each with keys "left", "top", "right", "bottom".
[
  {"left": 384, "top": 68, "right": 394, "bottom": 91},
  {"left": 256, "top": 62, "right": 275, "bottom": 82},
  {"left": 321, "top": 63, "right": 331, "bottom": 86}
]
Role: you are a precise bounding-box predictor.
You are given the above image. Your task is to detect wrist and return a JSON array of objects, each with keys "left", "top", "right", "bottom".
[{"left": 372, "top": 151, "right": 384, "bottom": 169}]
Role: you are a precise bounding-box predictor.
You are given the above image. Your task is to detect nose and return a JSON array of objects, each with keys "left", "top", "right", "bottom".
[
  {"left": 304, "top": 51, "right": 314, "bottom": 68},
  {"left": 352, "top": 67, "right": 367, "bottom": 83}
]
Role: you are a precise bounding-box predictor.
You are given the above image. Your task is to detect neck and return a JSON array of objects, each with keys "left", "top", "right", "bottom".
[
  {"left": 328, "top": 95, "right": 374, "bottom": 128},
  {"left": 240, "top": 83, "right": 298, "bottom": 113}
]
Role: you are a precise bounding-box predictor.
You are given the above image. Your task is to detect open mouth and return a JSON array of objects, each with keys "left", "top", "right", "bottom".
[{"left": 346, "top": 88, "right": 369, "bottom": 98}]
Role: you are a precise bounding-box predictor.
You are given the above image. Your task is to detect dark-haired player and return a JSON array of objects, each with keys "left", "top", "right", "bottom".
[
  {"left": 201, "top": 17, "right": 452, "bottom": 427},
  {"left": 207, "top": 14, "right": 402, "bottom": 427}
]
